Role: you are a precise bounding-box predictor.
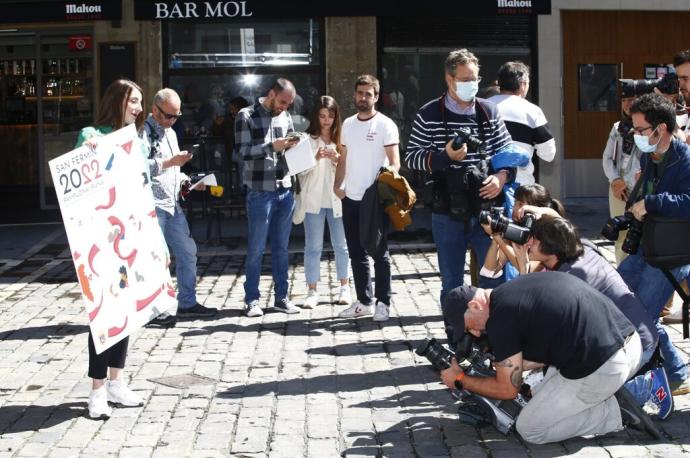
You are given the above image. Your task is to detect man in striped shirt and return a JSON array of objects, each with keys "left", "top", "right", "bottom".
[
  {"left": 488, "top": 61, "right": 556, "bottom": 185},
  {"left": 404, "top": 49, "right": 513, "bottom": 305}
]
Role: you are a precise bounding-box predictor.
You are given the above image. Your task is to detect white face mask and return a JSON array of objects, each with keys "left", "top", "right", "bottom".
[
  {"left": 633, "top": 126, "right": 660, "bottom": 153},
  {"left": 455, "top": 81, "right": 479, "bottom": 102},
  {"left": 677, "top": 113, "right": 688, "bottom": 130}
]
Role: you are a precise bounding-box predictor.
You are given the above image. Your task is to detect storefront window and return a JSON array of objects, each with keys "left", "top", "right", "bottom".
[
  {"left": 164, "top": 19, "right": 323, "bottom": 198},
  {"left": 167, "top": 19, "right": 320, "bottom": 68},
  {"left": 578, "top": 64, "right": 617, "bottom": 112}
]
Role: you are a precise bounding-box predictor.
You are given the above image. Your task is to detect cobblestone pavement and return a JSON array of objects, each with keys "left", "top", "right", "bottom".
[{"left": 0, "top": 226, "right": 689, "bottom": 457}]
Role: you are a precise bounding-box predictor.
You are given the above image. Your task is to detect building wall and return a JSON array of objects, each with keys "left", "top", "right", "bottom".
[
  {"left": 538, "top": 0, "right": 690, "bottom": 199},
  {"left": 94, "top": 0, "right": 161, "bottom": 108},
  {"left": 325, "top": 17, "right": 377, "bottom": 115}
]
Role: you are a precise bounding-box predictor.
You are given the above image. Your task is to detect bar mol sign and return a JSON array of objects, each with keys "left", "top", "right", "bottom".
[{"left": 155, "top": 1, "right": 253, "bottom": 18}]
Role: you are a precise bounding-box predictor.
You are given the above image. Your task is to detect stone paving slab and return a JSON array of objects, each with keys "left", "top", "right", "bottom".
[{"left": 0, "top": 233, "right": 689, "bottom": 457}]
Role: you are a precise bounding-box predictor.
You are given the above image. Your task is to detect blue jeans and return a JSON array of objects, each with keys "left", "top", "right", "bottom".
[
  {"left": 244, "top": 188, "right": 294, "bottom": 303},
  {"left": 432, "top": 213, "right": 497, "bottom": 305},
  {"left": 303, "top": 208, "right": 349, "bottom": 285},
  {"left": 156, "top": 205, "right": 197, "bottom": 310},
  {"left": 618, "top": 252, "right": 690, "bottom": 383}
]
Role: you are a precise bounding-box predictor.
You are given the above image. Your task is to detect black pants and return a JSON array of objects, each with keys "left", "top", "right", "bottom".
[
  {"left": 341, "top": 197, "right": 391, "bottom": 306},
  {"left": 88, "top": 331, "right": 128, "bottom": 379}
]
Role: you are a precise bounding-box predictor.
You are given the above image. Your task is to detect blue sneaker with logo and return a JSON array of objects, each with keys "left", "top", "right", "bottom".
[{"left": 649, "top": 366, "right": 674, "bottom": 420}]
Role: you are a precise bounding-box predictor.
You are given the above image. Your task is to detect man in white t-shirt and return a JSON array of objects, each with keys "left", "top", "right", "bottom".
[{"left": 334, "top": 74, "right": 400, "bottom": 322}]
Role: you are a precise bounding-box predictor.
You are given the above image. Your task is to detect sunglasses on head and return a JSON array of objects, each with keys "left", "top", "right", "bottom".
[{"left": 155, "top": 104, "right": 181, "bottom": 120}]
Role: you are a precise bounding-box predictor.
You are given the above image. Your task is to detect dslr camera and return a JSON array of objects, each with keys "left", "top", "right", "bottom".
[
  {"left": 416, "top": 336, "right": 529, "bottom": 435},
  {"left": 451, "top": 126, "right": 485, "bottom": 154},
  {"left": 479, "top": 207, "right": 536, "bottom": 244},
  {"left": 601, "top": 211, "right": 644, "bottom": 254}
]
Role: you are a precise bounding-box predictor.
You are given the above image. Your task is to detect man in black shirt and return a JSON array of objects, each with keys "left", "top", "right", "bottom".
[{"left": 440, "top": 272, "right": 642, "bottom": 444}]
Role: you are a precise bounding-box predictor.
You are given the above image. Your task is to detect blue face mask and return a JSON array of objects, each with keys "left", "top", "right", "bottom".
[
  {"left": 455, "top": 81, "right": 479, "bottom": 102},
  {"left": 633, "top": 126, "right": 659, "bottom": 153}
]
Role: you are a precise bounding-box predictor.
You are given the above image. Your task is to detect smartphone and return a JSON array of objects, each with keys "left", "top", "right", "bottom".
[{"left": 189, "top": 144, "right": 200, "bottom": 157}]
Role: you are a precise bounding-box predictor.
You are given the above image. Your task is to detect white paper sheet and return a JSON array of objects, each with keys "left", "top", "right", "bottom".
[{"left": 284, "top": 138, "right": 316, "bottom": 175}]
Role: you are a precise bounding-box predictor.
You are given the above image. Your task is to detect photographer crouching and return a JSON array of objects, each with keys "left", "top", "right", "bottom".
[
  {"left": 438, "top": 274, "right": 643, "bottom": 444},
  {"left": 404, "top": 49, "right": 514, "bottom": 306},
  {"left": 613, "top": 93, "right": 690, "bottom": 396}
]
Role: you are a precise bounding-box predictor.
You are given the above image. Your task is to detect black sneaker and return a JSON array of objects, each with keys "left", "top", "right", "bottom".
[
  {"left": 615, "top": 388, "right": 662, "bottom": 439},
  {"left": 274, "top": 297, "right": 300, "bottom": 314},
  {"left": 178, "top": 303, "right": 218, "bottom": 318},
  {"left": 146, "top": 312, "right": 177, "bottom": 328}
]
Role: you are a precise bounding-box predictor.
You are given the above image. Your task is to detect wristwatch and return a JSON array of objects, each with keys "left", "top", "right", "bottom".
[{"left": 454, "top": 371, "right": 465, "bottom": 390}]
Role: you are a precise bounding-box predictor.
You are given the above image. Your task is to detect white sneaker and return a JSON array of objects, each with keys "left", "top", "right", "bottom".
[
  {"left": 245, "top": 300, "right": 263, "bottom": 317},
  {"left": 338, "top": 302, "right": 373, "bottom": 318},
  {"left": 88, "top": 386, "right": 112, "bottom": 420},
  {"left": 337, "top": 286, "right": 352, "bottom": 305},
  {"left": 373, "top": 301, "right": 390, "bottom": 322},
  {"left": 106, "top": 379, "right": 143, "bottom": 407},
  {"left": 303, "top": 289, "right": 319, "bottom": 309}
]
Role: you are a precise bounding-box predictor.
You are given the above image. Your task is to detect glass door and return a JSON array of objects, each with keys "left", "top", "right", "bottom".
[{"left": 38, "top": 32, "right": 94, "bottom": 208}]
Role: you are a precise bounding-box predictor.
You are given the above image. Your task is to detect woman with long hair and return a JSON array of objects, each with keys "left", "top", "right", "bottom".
[
  {"left": 75, "top": 79, "right": 145, "bottom": 419},
  {"left": 296, "top": 96, "right": 350, "bottom": 308}
]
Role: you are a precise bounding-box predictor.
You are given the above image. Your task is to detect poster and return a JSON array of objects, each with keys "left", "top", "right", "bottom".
[{"left": 49, "top": 124, "right": 177, "bottom": 354}]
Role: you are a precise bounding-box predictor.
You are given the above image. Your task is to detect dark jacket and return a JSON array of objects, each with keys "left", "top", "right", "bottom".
[{"left": 642, "top": 138, "right": 690, "bottom": 218}]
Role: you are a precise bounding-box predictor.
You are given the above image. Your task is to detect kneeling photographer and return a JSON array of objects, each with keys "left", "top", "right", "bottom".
[
  {"left": 527, "top": 216, "right": 671, "bottom": 419},
  {"left": 439, "top": 274, "right": 642, "bottom": 444},
  {"left": 479, "top": 184, "right": 565, "bottom": 283},
  {"left": 613, "top": 93, "right": 690, "bottom": 396}
]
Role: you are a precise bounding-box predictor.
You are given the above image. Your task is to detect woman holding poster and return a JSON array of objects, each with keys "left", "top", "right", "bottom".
[
  {"left": 294, "top": 96, "right": 350, "bottom": 309},
  {"left": 75, "top": 79, "right": 145, "bottom": 420}
]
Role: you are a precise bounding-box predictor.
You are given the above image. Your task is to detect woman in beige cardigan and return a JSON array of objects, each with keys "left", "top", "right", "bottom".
[{"left": 295, "top": 96, "right": 350, "bottom": 308}]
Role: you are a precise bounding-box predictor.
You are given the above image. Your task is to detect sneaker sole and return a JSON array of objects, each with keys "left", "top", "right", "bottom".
[
  {"left": 87, "top": 412, "right": 110, "bottom": 420},
  {"left": 274, "top": 307, "right": 300, "bottom": 314},
  {"left": 107, "top": 401, "right": 144, "bottom": 408},
  {"left": 245, "top": 311, "right": 263, "bottom": 317},
  {"left": 372, "top": 316, "right": 389, "bottom": 322}
]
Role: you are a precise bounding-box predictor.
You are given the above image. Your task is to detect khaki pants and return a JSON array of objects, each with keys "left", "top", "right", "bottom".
[{"left": 516, "top": 332, "right": 642, "bottom": 444}]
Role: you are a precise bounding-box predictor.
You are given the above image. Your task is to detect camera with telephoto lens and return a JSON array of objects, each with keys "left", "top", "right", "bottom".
[
  {"left": 479, "top": 208, "right": 536, "bottom": 244},
  {"left": 415, "top": 335, "right": 530, "bottom": 435},
  {"left": 601, "top": 211, "right": 644, "bottom": 254},
  {"left": 620, "top": 72, "right": 679, "bottom": 98},
  {"left": 415, "top": 337, "right": 455, "bottom": 371}
]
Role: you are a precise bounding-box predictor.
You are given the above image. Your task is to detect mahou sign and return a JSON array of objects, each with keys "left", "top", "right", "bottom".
[{"left": 0, "top": 1, "right": 121, "bottom": 23}]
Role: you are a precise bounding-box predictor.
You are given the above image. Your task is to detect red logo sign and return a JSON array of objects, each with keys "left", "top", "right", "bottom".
[{"left": 68, "top": 36, "right": 92, "bottom": 51}]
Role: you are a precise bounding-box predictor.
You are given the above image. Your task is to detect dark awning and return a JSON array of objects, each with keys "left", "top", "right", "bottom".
[
  {"left": 0, "top": 0, "right": 122, "bottom": 23},
  {"left": 134, "top": 0, "right": 551, "bottom": 20}
]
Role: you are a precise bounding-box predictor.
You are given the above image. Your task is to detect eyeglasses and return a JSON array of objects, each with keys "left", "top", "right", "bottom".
[
  {"left": 456, "top": 77, "right": 482, "bottom": 83},
  {"left": 632, "top": 125, "right": 655, "bottom": 135},
  {"left": 155, "top": 104, "right": 181, "bottom": 120}
]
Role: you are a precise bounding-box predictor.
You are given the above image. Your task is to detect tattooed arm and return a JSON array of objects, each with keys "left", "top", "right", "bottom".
[{"left": 440, "top": 352, "right": 524, "bottom": 400}]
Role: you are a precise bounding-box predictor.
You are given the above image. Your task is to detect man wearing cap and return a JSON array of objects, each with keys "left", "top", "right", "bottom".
[{"left": 439, "top": 272, "right": 643, "bottom": 444}]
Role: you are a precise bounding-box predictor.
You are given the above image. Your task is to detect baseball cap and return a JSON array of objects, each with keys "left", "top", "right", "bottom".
[{"left": 441, "top": 285, "right": 477, "bottom": 345}]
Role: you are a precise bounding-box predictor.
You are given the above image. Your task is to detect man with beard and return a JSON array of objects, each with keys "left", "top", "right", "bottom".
[
  {"left": 333, "top": 74, "right": 400, "bottom": 321},
  {"left": 235, "top": 78, "right": 300, "bottom": 317}
]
